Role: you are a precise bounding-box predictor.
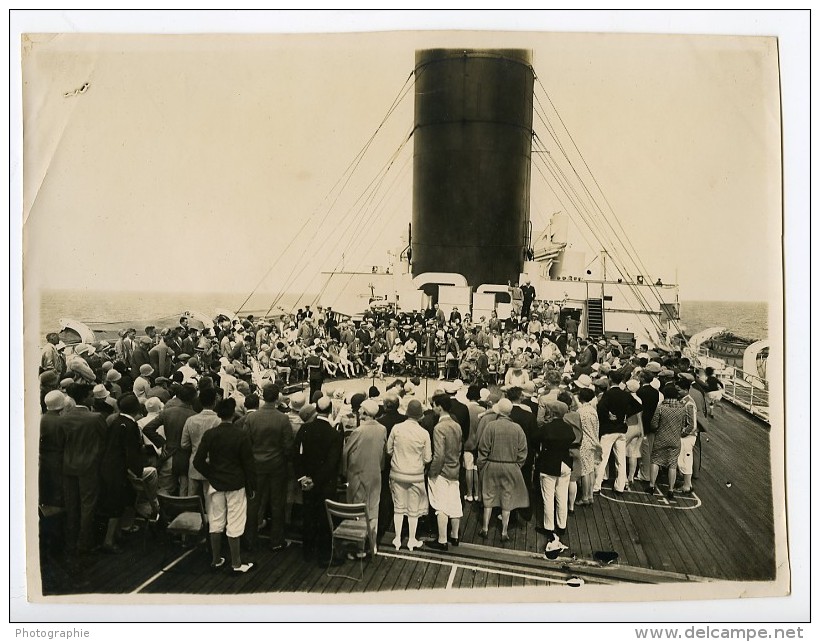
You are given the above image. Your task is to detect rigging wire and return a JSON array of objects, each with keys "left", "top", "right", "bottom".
[
  {"left": 306, "top": 131, "right": 414, "bottom": 310},
  {"left": 286, "top": 125, "right": 415, "bottom": 313},
  {"left": 324, "top": 163, "right": 413, "bottom": 311},
  {"left": 530, "top": 139, "right": 667, "bottom": 341},
  {"left": 533, "top": 76, "right": 688, "bottom": 344},
  {"left": 535, "top": 151, "right": 666, "bottom": 341},
  {"left": 288, "top": 126, "right": 414, "bottom": 312},
  {"left": 267, "top": 78, "right": 416, "bottom": 315},
  {"left": 234, "top": 69, "right": 416, "bottom": 318},
  {"left": 259, "top": 74, "right": 417, "bottom": 317},
  {"left": 532, "top": 84, "right": 685, "bottom": 343},
  {"left": 536, "top": 77, "right": 664, "bottom": 289}
]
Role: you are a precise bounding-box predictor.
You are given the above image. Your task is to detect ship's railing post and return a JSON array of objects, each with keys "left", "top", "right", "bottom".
[
  {"left": 731, "top": 369, "right": 737, "bottom": 405},
  {"left": 748, "top": 380, "right": 755, "bottom": 415}
]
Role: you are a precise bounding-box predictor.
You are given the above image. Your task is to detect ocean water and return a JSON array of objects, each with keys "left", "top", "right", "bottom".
[
  {"left": 35, "top": 289, "right": 313, "bottom": 340},
  {"left": 679, "top": 300, "right": 768, "bottom": 341},
  {"left": 34, "top": 289, "right": 768, "bottom": 343}
]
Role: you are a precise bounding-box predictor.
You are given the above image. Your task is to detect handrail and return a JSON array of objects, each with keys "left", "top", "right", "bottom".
[{"left": 687, "top": 345, "right": 769, "bottom": 424}]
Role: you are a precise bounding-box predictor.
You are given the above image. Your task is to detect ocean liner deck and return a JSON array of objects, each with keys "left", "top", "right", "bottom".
[{"left": 38, "top": 380, "right": 774, "bottom": 598}]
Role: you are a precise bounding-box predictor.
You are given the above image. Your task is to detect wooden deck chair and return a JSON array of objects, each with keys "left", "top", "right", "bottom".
[
  {"left": 127, "top": 471, "right": 161, "bottom": 549},
  {"left": 324, "top": 499, "right": 370, "bottom": 582},
  {"left": 157, "top": 493, "right": 209, "bottom": 560}
]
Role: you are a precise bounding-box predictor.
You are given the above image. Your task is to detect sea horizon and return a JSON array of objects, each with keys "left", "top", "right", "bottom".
[
  {"left": 36, "top": 286, "right": 769, "bottom": 305},
  {"left": 33, "top": 288, "right": 770, "bottom": 344}
]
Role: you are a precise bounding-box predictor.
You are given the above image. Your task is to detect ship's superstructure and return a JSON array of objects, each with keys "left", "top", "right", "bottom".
[{"left": 320, "top": 48, "right": 682, "bottom": 351}]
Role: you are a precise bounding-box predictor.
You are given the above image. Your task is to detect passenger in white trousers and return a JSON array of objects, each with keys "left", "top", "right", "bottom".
[
  {"left": 593, "top": 371, "right": 635, "bottom": 495},
  {"left": 535, "top": 398, "right": 576, "bottom": 549}
]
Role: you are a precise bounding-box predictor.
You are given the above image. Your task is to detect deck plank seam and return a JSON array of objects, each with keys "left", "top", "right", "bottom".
[{"left": 130, "top": 547, "right": 196, "bottom": 594}]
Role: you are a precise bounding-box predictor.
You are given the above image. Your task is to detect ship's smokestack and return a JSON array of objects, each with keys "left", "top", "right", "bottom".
[{"left": 411, "top": 48, "right": 534, "bottom": 289}]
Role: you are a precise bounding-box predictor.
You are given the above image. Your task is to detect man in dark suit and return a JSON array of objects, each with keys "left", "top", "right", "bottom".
[
  {"left": 244, "top": 384, "right": 294, "bottom": 553},
  {"left": 61, "top": 383, "right": 107, "bottom": 555},
  {"left": 444, "top": 382, "right": 470, "bottom": 444},
  {"left": 305, "top": 348, "right": 324, "bottom": 401},
  {"left": 521, "top": 280, "right": 536, "bottom": 319},
  {"left": 292, "top": 396, "right": 343, "bottom": 565},
  {"left": 141, "top": 383, "right": 198, "bottom": 496},
  {"left": 130, "top": 336, "right": 153, "bottom": 380},
  {"left": 194, "top": 397, "right": 257, "bottom": 573},
  {"left": 508, "top": 386, "right": 538, "bottom": 522}
]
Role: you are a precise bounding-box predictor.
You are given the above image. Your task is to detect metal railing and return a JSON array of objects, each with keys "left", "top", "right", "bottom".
[{"left": 690, "top": 346, "right": 769, "bottom": 424}]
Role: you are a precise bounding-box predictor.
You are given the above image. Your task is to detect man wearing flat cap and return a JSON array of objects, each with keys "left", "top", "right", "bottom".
[
  {"left": 427, "top": 394, "right": 464, "bottom": 551},
  {"left": 676, "top": 373, "right": 707, "bottom": 488}
]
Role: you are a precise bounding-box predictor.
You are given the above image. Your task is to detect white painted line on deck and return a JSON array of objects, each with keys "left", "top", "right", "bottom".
[
  {"left": 446, "top": 564, "right": 458, "bottom": 589},
  {"left": 377, "top": 550, "right": 554, "bottom": 584},
  {"left": 598, "top": 489, "right": 702, "bottom": 510},
  {"left": 130, "top": 547, "right": 197, "bottom": 594}
]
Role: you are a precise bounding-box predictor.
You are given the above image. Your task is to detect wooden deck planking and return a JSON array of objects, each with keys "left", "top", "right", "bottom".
[
  {"left": 374, "top": 555, "right": 406, "bottom": 592},
  {"left": 571, "top": 504, "right": 595, "bottom": 561},
  {"left": 39, "top": 390, "right": 777, "bottom": 595},
  {"left": 611, "top": 497, "right": 652, "bottom": 569},
  {"left": 695, "top": 478, "right": 771, "bottom": 580},
  {"left": 665, "top": 495, "right": 726, "bottom": 578},
  {"left": 595, "top": 492, "right": 641, "bottom": 568},
  {"left": 359, "top": 555, "right": 394, "bottom": 593},
  {"left": 628, "top": 500, "right": 680, "bottom": 575},
  {"left": 589, "top": 498, "right": 617, "bottom": 558},
  {"left": 414, "top": 557, "right": 442, "bottom": 591},
  {"left": 455, "top": 566, "right": 475, "bottom": 589},
  {"left": 392, "top": 555, "right": 422, "bottom": 592},
  {"left": 473, "top": 570, "right": 491, "bottom": 589},
  {"left": 645, "top": 486, "right": 699, "bottom": 575}
]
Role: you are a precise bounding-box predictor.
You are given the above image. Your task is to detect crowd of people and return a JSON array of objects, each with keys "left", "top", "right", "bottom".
[{"left": 38, "top": 300, "right": 725, "bottom": 575}]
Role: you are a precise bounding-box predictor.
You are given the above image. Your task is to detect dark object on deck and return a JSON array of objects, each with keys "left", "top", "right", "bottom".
[
  {"left": 411, "top": 49, "right": 534, "bottom": 289},
  {"left": 594, "top": 550, "right": 619, "bottom": 564}
]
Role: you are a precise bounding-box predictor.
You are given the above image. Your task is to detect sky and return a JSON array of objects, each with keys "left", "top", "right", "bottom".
[{"left": 21, "top": 14, "right": 783, "bottom": 306}]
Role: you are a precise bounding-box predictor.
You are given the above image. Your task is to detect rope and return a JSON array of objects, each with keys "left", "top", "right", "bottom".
[
  {"left": 233, "top": 69, "right": 416, "bottom": 318},
  {"left": 530, "top": 141, "right": 667, "bottom": 341},
  {"left": 265, "top": 76, "right": 416, "bottom": 316},
  {"left": 533, "top": 77, "right": 689, "bottom": 346},
  {"left": 305, "top": 128, "right": 415, "bottom": 310}
]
